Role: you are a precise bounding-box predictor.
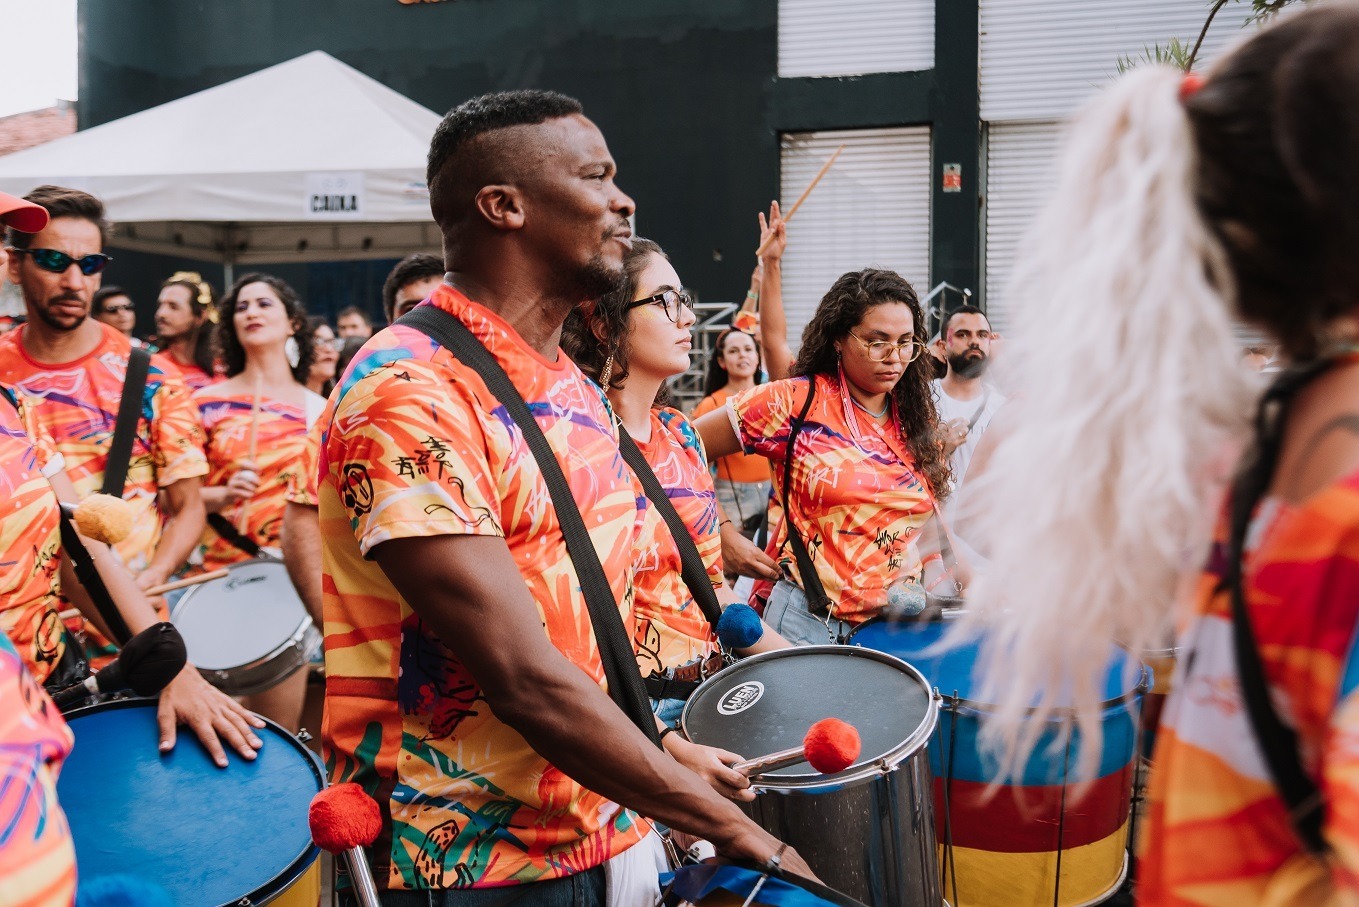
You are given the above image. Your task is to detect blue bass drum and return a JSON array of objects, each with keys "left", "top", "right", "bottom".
[{"left": 57, "top": 698, "right": 323, "bottom": 906}]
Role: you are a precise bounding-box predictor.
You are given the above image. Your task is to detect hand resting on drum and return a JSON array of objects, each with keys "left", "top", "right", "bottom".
[
  {"left": 157, "top": 667, "right": 266, "bottom": 768},
  {"left": 663, "top": 733, "right": 756, "bottom": 803}
]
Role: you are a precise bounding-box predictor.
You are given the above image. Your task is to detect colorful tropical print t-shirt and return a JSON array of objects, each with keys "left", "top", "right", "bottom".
[
  {"left": 194, "top": 387, "right": 320, "bottom": 572},
  {"left": 0, "top": 324, "right": 208, "bottom": 659},
  {"left": 0, "top": 632, "right": 76, "bottom": 906},
  {"left": 630, "top": 407, "right": 722, "bottom": 678},
  {"left": 1141, "top": 472, "right": 1359, "bottom": 905},
  {"left": 730, "top": 374, "right": 935, "bottom": 623},
  {"left": 692, "top": 389, "right": 770, "bottom": 485},
  {"left": 320, "top": 286, "right": 647, "bottom": 890},
  {"left": 0, "top": 386, "right": 67, "bottom": 683}
]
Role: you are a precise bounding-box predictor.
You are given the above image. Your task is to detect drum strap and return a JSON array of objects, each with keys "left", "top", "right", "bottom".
[
  {"left": 616, "top": 427, "right": 722, "bottom": 628},
  {"left": 102, "top": 346, "right": 151, "bottom": 497},
  {"left": 1225, "top": 360, "right": 1333, "bottom": 856},
  {"left": 781, "top": 378, "right": 834, "bottom": 616},
  {"left": 396, "top": 305, "right": 661, "bottom": 748},
  {"left": 206, "top": 513, "right": 262, "bottom": 558}
]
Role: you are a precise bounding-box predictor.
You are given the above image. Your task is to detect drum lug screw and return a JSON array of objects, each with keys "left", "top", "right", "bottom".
[{"left": 297, "top": 727, "right": 314, "bottom": 744}]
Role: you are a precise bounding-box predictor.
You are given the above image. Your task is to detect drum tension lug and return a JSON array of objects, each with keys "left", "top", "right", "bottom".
[{"left": 297, "top": 727, "right": 314, "bottom": 744}]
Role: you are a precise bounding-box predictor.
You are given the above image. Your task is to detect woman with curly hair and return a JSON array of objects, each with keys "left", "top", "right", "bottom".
[
  {"left": 564, "top": 240, "right": 787, "bottom": 740},
  {"left": 193, "top": 273, "right": 323, "bottom": 730},
  {"left": 693, "top": 268, "right": 961, "bottom": 645}
]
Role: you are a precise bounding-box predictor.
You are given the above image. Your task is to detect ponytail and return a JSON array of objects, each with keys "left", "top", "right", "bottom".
[{"left": 955, "top": 66, "right": 1255, "bottom": 779}]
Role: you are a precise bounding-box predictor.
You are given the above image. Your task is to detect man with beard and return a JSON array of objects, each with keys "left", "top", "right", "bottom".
[
  {"left": 933, "top": 305, "right": 1006, "bottom": 493},
  {"left": 319, "top": 90, "right": 805, "bottom": 904},
  {"left": 154, "top": 271, "right": 220, "bottom": 391}
]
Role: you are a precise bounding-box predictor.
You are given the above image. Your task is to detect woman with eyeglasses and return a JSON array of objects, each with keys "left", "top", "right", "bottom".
[
  {"left": 563, "top": 239, "right": 788, "bottom": 749},
  {"left": 693, "top": 268, "right": 963, "bottom": 645},
  {"left": 306, "top": 317, "right": 341, "bottom": 397},
  {"left": 193, "top": 274, "right": 323, "bottom": 731}
]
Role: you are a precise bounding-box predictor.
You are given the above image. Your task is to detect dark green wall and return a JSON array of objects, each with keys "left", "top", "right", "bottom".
[{"left": 78, "top": 0, "right": 981, "bottom": 328}]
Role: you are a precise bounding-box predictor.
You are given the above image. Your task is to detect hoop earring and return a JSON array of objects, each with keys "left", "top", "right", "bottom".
[{"left": 599, "top": 351, "right": 616, "bottom": 388}]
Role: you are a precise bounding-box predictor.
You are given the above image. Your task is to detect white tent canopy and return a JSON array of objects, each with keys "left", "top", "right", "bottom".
[{"left": 0, "top": 51, "right": 442, "bottom": 268}]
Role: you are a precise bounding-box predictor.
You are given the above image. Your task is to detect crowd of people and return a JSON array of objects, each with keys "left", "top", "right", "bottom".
[{"left": 4, "top": 5, "right": 1359, "bottom": 906}]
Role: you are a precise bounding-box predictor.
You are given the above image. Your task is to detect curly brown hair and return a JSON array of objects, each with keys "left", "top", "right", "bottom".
[
  {"left": 562, "top": 238, "right": 670, "bottom": 403},
  {"left": 217, "top": 273, "right": 314, "bottom": 384},
  {"left": 792, "top": 268, "right": 950, "bottom": 498}
]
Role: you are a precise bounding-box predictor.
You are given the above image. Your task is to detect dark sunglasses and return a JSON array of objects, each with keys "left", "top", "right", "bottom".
[
  {"left": 101, "top": 303, "right": 135, "bottom": 314},
  {"left": 11, "top": 247, "right": 113, "bottom": 276}
]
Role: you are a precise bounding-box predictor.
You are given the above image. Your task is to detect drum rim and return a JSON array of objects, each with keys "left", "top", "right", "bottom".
[
  {"left": 668, "top": 859, "right": 871, "bottom": 907},
  {"left": 847, "top": 615, "right": 1151, "bottom": 715},
  {"left": 61, "top": 696, "right": 324, "bottom": 906},
  {"left": 680, "top": 644, "right": 939, "bottom": 791},
  {"left": 171, "top": 558, "right": 319, "bottom": 677}
]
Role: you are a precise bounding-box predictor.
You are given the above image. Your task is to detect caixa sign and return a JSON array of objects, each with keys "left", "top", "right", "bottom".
[{"left": 304, "top": 171, "right": 365, "bottom": 220}]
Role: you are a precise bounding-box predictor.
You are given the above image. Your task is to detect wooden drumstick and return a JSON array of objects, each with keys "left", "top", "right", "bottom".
[
  {"left": 754, "top": 144, "right": 845, "bottom": 257},
  {"left": 143, "top": 569, "right": 229, "bottom": 597},
  {"left": 235, "top": 382, "right": 263, "bottom": 534}
]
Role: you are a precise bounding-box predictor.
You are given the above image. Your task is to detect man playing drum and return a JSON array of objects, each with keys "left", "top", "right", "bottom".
[{"left": 317, "top": 90, "right": 808, "bottom": 904}]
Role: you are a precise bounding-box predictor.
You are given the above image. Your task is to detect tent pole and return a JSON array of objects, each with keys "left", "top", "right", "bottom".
[{"left": 224, "top": 261, "right": 234, "bottom": 289}]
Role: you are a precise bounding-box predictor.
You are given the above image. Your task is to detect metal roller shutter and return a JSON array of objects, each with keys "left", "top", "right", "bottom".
[
  {"left": 983, "top": 121, "right": 1062, "bottom": 331},
  {"left": 980, "top": 0, "right": 1258, "bottom": 122},
  {"left": 779, "top": 127, "right": 932, "bottom": 347},
  {"left": 778, "top": 0, "right": 934, "bottom": 78}
]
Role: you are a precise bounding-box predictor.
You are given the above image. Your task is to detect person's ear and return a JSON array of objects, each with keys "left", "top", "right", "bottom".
[{"left": 475, "top": 185, "right": 526, "bottom": 231}]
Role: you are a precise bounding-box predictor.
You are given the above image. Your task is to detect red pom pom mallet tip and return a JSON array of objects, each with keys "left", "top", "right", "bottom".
[
  {"left": 804, "top": 718, "right": 861, "bottom": 774},
  {"left": 309, "top": 783, "right": 383, "bottom": 853}
]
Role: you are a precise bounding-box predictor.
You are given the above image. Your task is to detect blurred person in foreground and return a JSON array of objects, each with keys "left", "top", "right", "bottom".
[{"left": 959, "top": 6, "right": 1359, "bottom": 903}]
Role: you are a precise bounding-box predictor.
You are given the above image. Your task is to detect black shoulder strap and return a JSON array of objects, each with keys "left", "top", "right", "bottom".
[
  {"left": 616, "top": 427, "right": 722, "bottom": 627},
  {"left": 102, "top": 346, "right": 151, "bottom": 497},
  {"left": 1228, "top": 496, "right": 1328, "bottom": 854},
  {"left": 207, "top": 513, "right": 263, "bottom": 558},
  {"left": 398, "top": 305, "right": 660, "bottom": 747},
  {"left": 780, "top": 378, "right": 833, "bottom": 615}
]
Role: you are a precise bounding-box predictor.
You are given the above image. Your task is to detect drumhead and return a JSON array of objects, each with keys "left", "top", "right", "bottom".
[
  {"left": 681, "top": 646, "right": 935, "bottom": 790},
  {"left": 172, "top": 559, "right": 311, "bottom": 670},
  {"left": 57, "top": 698, "right": 323, "bottom": 907},
  {"left": 849, "top": 617, "right": 1147, "bottom": 710}
]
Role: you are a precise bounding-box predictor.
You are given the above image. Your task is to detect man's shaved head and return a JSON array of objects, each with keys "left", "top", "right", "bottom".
[{"left": 427, "top": 90, "right": 585, "bottom": 233}]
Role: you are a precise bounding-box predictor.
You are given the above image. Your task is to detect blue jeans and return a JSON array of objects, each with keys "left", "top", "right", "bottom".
[
  {"left": 342, "top": 867, "right": 606, "bottom": 907},
  {"left": 763, "top": 580, "right": 853, "bottom": 646},
  {"left": 651, "top": 696, "right": 686, "bottom": 729}
]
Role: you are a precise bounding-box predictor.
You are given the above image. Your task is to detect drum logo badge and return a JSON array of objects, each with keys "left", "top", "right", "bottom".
[
  {"left": 226, "top": 574, "right": 268, "bottom": 591},
  {"left": 718, "top": 681, "right": 765, "bottom": 715}
]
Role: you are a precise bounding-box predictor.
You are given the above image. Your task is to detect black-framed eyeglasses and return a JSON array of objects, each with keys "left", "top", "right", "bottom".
[
  {"left": 848, "top": 330, "right": 926, "bottom": 363},
  {"left": 10, "top": 248, "right": 113, "bottom": 276},
  {"left": 627, "top": 288, "right": 694, "bottom": 324}
]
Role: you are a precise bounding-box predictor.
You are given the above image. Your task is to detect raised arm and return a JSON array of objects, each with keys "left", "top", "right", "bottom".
[{"left": 757, "top": 201, "right": 793, "bottom": 380}]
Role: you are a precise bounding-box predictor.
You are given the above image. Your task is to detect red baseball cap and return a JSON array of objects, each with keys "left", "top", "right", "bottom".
[{"left": 0, "top": 191, "right": 48, "bottom": 234}]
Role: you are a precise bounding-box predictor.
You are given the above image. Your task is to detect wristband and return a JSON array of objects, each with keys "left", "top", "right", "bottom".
[
  {"left": 719, "top": 518, "right": 733, "bottom": 529},
  {"left": 746, "top": 290, "right": 760, "bottom": 301},
  {"left": 659, "top": 726, "right": 676, "bottom": 744}
]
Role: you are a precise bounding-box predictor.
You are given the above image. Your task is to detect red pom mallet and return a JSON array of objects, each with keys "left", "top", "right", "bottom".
[
  {"left": 732, "top": 718, "right": 862, "bottom": 775},
  {"left": 309, "top": 783, "right": 383, "bottom": 907}
]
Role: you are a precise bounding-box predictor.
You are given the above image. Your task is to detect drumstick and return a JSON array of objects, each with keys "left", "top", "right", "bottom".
[
  {"left": 235, "top": 382, "right": 263, "bottom": 534},
  {"left": 733, "top": 717, "right": 861, "bottom": 775},
  {"left": 58, "top": 568, "right": 230, "bottom": 619},
  {"left": 754, "top": 144, "right": 844, "bottom": 257},
  {"left": 143, "top": 569, "right": 229, "bottom": 597}
]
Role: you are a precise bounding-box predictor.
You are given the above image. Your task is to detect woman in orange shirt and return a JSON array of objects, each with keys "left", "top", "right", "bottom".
[
  {"left": 195, "top": 274, "right": 323, "bottom": 731},
  {"left": 692, "top": 328, "right": 769, "bottom": 537}
]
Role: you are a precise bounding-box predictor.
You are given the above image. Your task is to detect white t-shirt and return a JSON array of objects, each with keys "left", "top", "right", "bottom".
[{"left": 932, "top": 379, "right": 1006, "bottom": 488}]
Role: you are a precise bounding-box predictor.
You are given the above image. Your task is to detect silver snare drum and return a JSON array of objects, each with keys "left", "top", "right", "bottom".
[
  {"left": 171, "top": 559, "right": 321, "bottom": 696},
  {"left": 682, "top": 645, "right": 942, "bottom": 907}
]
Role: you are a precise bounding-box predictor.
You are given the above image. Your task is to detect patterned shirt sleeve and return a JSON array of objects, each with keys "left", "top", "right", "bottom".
[
  {"left": 729, "top": 377, "right": 806, "bottom": 458},
  {"left": 5, "top": 386, "right": 63, "bottom": 478},
  {"left": 330, "top": 362, "right": 505, "bottom": 557},
  {"left": 286, "top": 417, "right": 322, "bottom": 507},
  {"left": 149, "top": 366, "right": 208, "bottom": 487}
]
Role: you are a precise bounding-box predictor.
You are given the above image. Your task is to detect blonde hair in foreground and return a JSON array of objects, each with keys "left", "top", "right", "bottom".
[{"left": 955, "top": 64, "right": 1254, "bottom": 780}]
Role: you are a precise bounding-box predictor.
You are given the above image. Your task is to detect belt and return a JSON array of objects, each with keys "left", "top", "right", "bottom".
[{"left": 644, "top": 652, "right": 724, "bottom": 701}]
